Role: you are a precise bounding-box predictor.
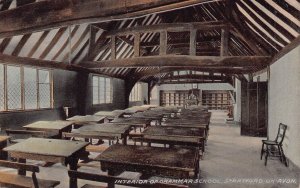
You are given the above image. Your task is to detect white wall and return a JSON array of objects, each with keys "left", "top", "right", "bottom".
[
  {"left": 269, "top": 45, "right": 300, "bottom": 168},
  {"left": 234, "top": 79, "right": 241, "bottom": 122}
]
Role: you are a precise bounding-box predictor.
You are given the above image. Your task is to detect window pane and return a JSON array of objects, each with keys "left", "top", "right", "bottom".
[
  {"left": 92, "top": 77, "right": 99, "bottom": 104},
  {"left": 7, "top": 66, "right": 21, "bottom": 110},
  {"left": 0, "top": 64, "right": 4, "bottom": 111},
  {"left": 24, "top": 68, "right": 37, "bottom": 109},
  {"left": 105, "top": 78, "right": 111, "bottom": 103},
  {"left": 99, "top": 77, "right": 105, "bottom": 103},
  {"left": 38, "top": 70, "right": 51, "bottom": 108}
]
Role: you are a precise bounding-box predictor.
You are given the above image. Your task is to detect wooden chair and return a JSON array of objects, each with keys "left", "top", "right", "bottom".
[
  {"left": 5, "top": 129, "right": 54, "bottom": 144},
  {"left": 68, "top": 170, "right": 188, "bottom": 188},
  {"left": 0, "top": 160, "right": 60, "bottom": 188},
  {"left": 260, "top": 123, "right": 288, "bottom": 166}
]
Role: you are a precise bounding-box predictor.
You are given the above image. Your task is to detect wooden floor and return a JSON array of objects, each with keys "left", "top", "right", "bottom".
[{"left": 0, "top": 111, "right": 299, "bottom": 188}]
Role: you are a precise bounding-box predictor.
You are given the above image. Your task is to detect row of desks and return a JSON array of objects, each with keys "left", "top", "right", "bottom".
[{"left": 0, "top": 105, "right": 210, "bottom": 187}]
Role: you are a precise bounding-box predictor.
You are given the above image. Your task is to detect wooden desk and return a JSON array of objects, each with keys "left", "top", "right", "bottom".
[
  {"left": 94, "top": 110, "right": 125, "bottom": 120},
  {"left": 67, "top": 115, "right": 106, "bottom": 127},
  {"left": 141, "top": 127, "right": 205, "bottom": 150},
  {"left": 162, "top": 122, "right": 208, "bottom": 142},
  {"left": 4, "top": 138, "right": 89, "bottom": 188},
  {"left": 0, "top": 136, "right": 10, "bottom": 160},
  {"left": 110, "top": 118, "right": 152, "bottom": 128},
  {"left": 74, "top": 123, "right": 132, "bottom": 145},
  {"left": 131, "top": 112, "right": 164, "bottom": 121},
  {"left": 23, "top": 121, "right": 73, "bottom": 138},
  {"left": 96, "top": 144, "right": 199, "bottom": 187}
]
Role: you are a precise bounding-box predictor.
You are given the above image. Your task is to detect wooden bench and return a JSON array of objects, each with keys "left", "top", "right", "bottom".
[
  {"left": 68, "top": 170, "right": 188, "bottom": 188},
  {"left": 5, "top": 129, "right": 55, "bottom": 144},
  {"left": 0, "top": 160, "right": 60, "bottom": 188}
]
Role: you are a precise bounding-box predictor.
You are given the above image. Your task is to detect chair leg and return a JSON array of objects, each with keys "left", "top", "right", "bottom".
[
  {"left": 265, "top": 145, "right": 269, "bottom": 166},
  {"left": 261, "top": 143, "right": 265, "bottom": 160},
  {"left": 279, "top": 146, "right": 288, "bottom": 167},
  {"left": 277, "top": 145, "right": 283, "bottom": 162}
]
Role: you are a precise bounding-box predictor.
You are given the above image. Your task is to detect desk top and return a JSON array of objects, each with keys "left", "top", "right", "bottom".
[
  {"left": 142, "top": 135, "right": 201, "bottom": 144},
  {"left": 75, "top": 123, "right": 132, "bottom": 135},
  {"left": 164, "top": 118, "right": 209, "bottom": 125},
  {"left": 94, "top": 110, "right": 124, "bottom": 118},
  {"left": 4, "top": 138, "right": 88, "bottom": 157},
  {"left": 110, "top": 118, "right": 152, "bottom": 125},
  {"left": 67, "top": 115, "right": 106, "bottom": 123},
  {"left": 143, "top": 127, "right": 205, "bottom": 137},
  {"left": 131, "top": 113, "right": 164, "bottom": 119},
  {"left": 23, "top": 121, "right": 73, "bottom": 130},
  {"left": 96, "top": 144, "right": 198, "bottom": 170},
  {"left": 0, "top": 136, "right": 10, "bottom": 143},
  {"left": 162, "top": 122, "right": 207, "bottom": 129}
]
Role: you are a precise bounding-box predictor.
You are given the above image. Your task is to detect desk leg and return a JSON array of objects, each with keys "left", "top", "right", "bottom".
[
  {"left": 122, "top": 136, "right": 127, "bottom": 145},
  {"left": 0, "top": 140, "right": 8, "bottom": 160},
  {"left": 68, "top": 158, "right": 79, "bottom": 188},
  {"left": 108, "top": 170, "right": 115, "bottom": 188},
  {"left": 18, "top": 158, "right": 26, "bottom": 175}
]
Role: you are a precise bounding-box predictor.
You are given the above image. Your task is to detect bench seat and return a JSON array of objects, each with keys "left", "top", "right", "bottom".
[{"left": 0, "top": 172, "right": 60, "bottom": 188}]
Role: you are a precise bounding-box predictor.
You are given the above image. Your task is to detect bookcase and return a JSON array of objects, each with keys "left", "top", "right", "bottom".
[
  {"left": 160, "top": 90, "right": 232, "bottom": 109},
  {"left": 201, "top": 90, "right": 232, "bottom": 110},
  {"left": 160, "top": 90, "right": 189, "bottom": 106}
]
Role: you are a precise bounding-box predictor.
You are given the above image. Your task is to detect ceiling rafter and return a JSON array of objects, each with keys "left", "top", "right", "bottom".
[
  {"left": 0, "top": 0, "right": 214, "bottom": 38},
  {"left": 82, "top": 55, "right": 270, "bottom": 69}
]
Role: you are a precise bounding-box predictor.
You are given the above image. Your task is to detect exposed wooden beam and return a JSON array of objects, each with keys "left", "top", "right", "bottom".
[
  {"left": 88, "top": 31, "right": 109, "bottom": 61},
  {"left": 0, "top": 0, "right": 214, "bottom": 38},
  {"left": 62, "top": 26, "right": 90, "bottom": 62},
  {"left": 107, "top": 21, "right": 229, "bottom": 36},
  {"left": 159, "top": 80, "right": 228, "bottom": 84},
  {"left": 82, "top": 55, "right": 270, "bottom": 68},
  {"left": 0, "top": 38, "right": 11, "bottom": 53},
  {"left": 0, "top": 0, "right": 12, "bottom": 11},
  {"left": 11, "top": 34, "right": 31, "bottom": 56},
  {"left": 52, "top": 26, "right": 80, "bottom": 60},
  {"left": 160, "top": 31, "right": 167, "bottom": 55},
  {"left": 16, "top": 0, "right": 35, "bottom": 7},
  {"left": 39, "top": 27, "right": 68, "bottom": 59},
  {"left": 189, "top": 29, "right": 197, "bottom": 55},
  {"left": 215, "top": 2, "right": 264, "bottom": 55},
  {"left": 111, "top": 35, "right": 116, "bottom": 60},
  {"left": 0, "top": 53, "right": 78, "bottom": 70},
  {"left": 164, "top": 74, "right": 226, "bottom": 80},
  {"left": 0, "top": 53, "right": 125, "bottom": 79},
  {"left": 242, "top": 0, "right": 295, "bottom": 41},
  {"left": 220, "top": 28, "right": 229, "bottom": 56},
  {"left": 236, "top": 1, "right": 288, "bottom": 46},
  {"left": 88, "top": 25, "right": 97, "bottom": 58},
  {"left": 134, "top": 33, "right": 140, "bottom": 57},
  {"left": 28, "top": 30, "right": 50, "bottom": 58},
  {"left": 117, "top": 36, "right": 148, "bottom": 55}
]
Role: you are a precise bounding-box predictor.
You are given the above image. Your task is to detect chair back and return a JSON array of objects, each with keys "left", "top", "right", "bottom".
[{"left": 275, "top": 123, "right": 287, "bottom": 145}]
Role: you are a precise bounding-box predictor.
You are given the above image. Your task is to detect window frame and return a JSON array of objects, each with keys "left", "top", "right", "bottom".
[
  {"left": 0, "top": 63, "right": 54, "bottom": 113},
  {"left": 92, "top": 75, "right": 113, "bottom": 105},
  {"left": 129, "top": 82, "right": 142, "bottom": 102}
]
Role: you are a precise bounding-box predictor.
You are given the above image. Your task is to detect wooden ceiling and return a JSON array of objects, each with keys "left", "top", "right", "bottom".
[{"left": 0, "top": 0, "right": 299, "bottom": 85}]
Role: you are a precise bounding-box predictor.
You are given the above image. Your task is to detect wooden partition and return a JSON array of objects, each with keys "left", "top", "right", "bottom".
[{"left": 241, "top": 81, "right": 268, "bottom": 137}]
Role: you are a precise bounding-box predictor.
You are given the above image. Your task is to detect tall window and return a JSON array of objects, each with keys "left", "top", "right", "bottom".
[
  {"left": 93, "top": 76, "right": 112, "bottom": 104},
  {"left": 0, "top": 64, "right": 53, "bottom": 111},
  {"left": 130, "top": 83, "right": 142, "bottom": 101}
]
